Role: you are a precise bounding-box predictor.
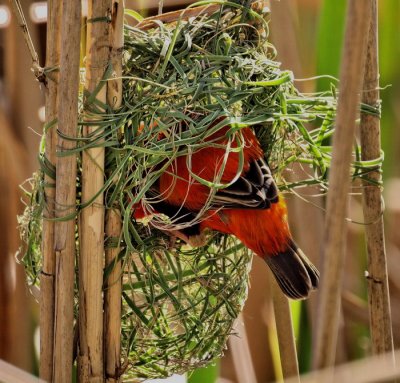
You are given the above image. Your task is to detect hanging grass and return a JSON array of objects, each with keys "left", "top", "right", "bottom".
[{"left": 18, "top": 1, "right": 382, "bottom": 380}]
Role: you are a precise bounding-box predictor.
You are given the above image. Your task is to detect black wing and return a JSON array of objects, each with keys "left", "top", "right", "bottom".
[
  {"left": 212, "top": 157, "right": 279, "bottom": 209},
  {"left": 138, "top": 158, "right": 278, "bottom": 237}
]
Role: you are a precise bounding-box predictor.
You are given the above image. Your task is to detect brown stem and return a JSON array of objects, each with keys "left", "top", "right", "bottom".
[
  {"left": 104, "top": 210, "right": 122, "bottom": 383},
  {"left": 228, "top": 314, "right": 258, "bottom": 383},
  {"left": 40, "top": 0, "right": 62, "bottom": 380},
  {"left": 271, "top": 278, "right": 300, "bottom": 381},
  {"left": 104, "top": 2, "right": 124, "bottom": 382},
  {"left": 269, "top": 0, "right": 324, "bottom": 355},
  {"left": 360, "top": 0, "right": 395, "bottom": 358},
  {"left": 52, "top": 0, "right": 81, "bottom": 381},
  {"left": 283, "top": 349, "right": 400, "bottom": 383},
  {"left": 312, "top": 0, "right": 371, "bottom": 369},
  {"left": 78, "top": 1, "right": 112, "bottom": 382}
]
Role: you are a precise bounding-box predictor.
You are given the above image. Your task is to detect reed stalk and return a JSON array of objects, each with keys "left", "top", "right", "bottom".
[
  {"left": 283, "top": 349, "right": 400, "bottom": 383},
  {"left": 52, "top": 0, "right": 81, "bottom": 381},
  {"left": 229, "top": 314, "right": 258, "bottom": 383},
  {"left": 40, "top": 1, "right": 61, "bottom": 380},
  {"left": 269, "top": 0, "right": 325, "bottom": 344},
  {"left": 312, "top": 0, "right": 371, "bottom": 369},
  {"left": 360, "top": 0, "right": 395, "bottom": 357},
  {"left": 78, "top": 1, "right": 111, "bottom": 381},
  {"left": 269, "top": 0, "right": 324, "bottom": 293},
  {"left": 0, "top": 359, "right": 47, "bottom": 383},
  {"left": 271, "top": 279, "right": 300, "bottom": 382},
  {"left": 269, "top": 2, "right": 320, "bottom": 376},
  {"left": 104, "top": 1, "right": 124, "bottom": 382},
  {"left": 0, "top": 113, "right": 31, "bottom": 371}
]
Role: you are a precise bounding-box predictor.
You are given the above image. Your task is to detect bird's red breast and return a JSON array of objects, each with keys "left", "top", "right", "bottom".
[{"left": 200, "top": 200, "right": 291, "bottom": 256}]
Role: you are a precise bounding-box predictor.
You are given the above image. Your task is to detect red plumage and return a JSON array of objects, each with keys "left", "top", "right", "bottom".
[{"left": 134, "top": 124, "right": 319, "bottom": 299}]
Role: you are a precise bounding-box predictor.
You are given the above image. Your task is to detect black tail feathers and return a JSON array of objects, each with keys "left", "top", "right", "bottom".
[{"left": 265, "top": 241, "right": 319, "bottom": 300}]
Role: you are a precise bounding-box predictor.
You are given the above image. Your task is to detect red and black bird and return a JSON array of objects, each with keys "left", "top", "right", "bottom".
[{"left": 134, "top": 123, "right": 319, "bottom": 299}]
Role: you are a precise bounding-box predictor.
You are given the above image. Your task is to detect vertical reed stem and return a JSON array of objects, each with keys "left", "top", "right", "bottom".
[
  {"left": 229, "top": 314, "right": 258, "bottom": 383},
  {"left": 104, "top": 208, "right": 122, "bottom": 383},
  {"left": 271, "top": 279, "right": 300, "bottom": 382},
  {"left": 53, "top": 0, "right": 81, "bottom": 381},
  {"left": 40, "top": 0, "right": 61, "bottom": 380},
  {"left": 360, "top": 0, "right": 395, "bottom": 357},
  {"left": 78, "top": 1, "right": 111, "bottom": 381},
  {"left": 312, "top": 0, "right": 371, "bottom": 369},
  {"left": 104, "top": 2, "right": 124, "bottom": 382},
  {"left": 269, "top": 0, "right": 324, "bottom": 355}
]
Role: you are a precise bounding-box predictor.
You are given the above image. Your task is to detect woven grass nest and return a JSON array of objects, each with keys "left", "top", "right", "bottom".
[{"left": 19, "top": 1, "right": 381, "bottom": 381}]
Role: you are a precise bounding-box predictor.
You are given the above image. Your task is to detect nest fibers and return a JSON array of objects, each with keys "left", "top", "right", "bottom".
[{"left": 19, "top": 1, "right": 381, "bottom": 380}]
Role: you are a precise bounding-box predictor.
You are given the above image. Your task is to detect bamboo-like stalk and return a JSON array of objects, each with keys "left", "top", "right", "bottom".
[
  {"left": 237, "top": 258, "right": 275, "bottom": 382},
  {"left": 107, "top": 0, "right": 124, "bottom": 111},
  {"left": 104, "top": 1, "right": 124, "bottom": 382},
  {"left": 0, "top": 111, "right": 32, "bottom": 371},
  {"left": 312, "top": 0, "right": 371, "bottom": 369},
  {"left": 0, "top": 359, "right": 47, "bottom": 383},
  {"left": 40, "top": 1, "right": 61, "bottom": 381},
  {"left": 271, "top": 278, "right": 300, "bottom": 382},
  {"left": 282, "top": 349, "right": 400, "bottom": 383},
  {"left": 269, "top": 0, "right": 324, "bottom": 357},
  {"left": 52, "top": 0, "right": 81, "bottom": 382},
  {"left": 269, "top": 0, "right": 302, "bottom": 79},
  {"left": 360, "top": 0, "right": 395, "bottom": 357},
  {"left": 78, "top": 1, "right": 111, "bottom": 381},
  {"left": 229, "top": 314, "right": 258, "bottom": 383},
  {"left": 269, "top": 0, "right": 324, "bottom": 270},
  {"left": 104, "top": 208, "right": 122, "bottom": 383}
]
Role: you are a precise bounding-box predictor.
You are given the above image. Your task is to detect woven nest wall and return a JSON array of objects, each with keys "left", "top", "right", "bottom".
[{"left": 18, "top": 1, "right": 382, "bottom": 381}]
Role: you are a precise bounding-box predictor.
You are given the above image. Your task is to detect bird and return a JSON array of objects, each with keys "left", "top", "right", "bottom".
[{"left": 134, "top": 121, "right": 319, "bottom": 300}]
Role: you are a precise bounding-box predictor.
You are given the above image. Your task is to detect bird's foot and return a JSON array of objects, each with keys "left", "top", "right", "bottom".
[
  {"left": 168, "top": 234, "right": 177, "bottom": 249},
  {"left": 169, "top": 230, "right": 208, "bottom": 248}
]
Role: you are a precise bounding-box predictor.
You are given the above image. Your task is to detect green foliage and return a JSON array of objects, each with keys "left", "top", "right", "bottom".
[
  {"left": 316, "top": 0, "right": 346, "bottom": 92},
  {"left": 188, "top": 361, "right": 219, "bottom": 383}
]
